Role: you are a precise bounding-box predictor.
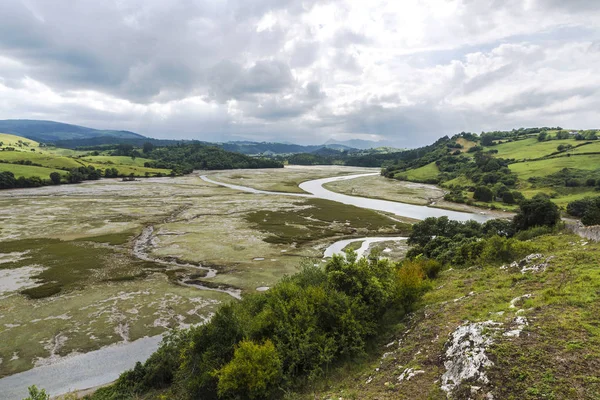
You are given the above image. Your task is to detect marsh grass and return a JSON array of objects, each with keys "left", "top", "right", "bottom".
[{"left": 246, "top": 198, "right": 408, "bottom": 245}]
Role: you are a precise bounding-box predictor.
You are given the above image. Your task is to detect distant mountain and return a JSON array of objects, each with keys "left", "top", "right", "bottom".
[
  {"left": 220, "top": 141, "right": 359, "bottom": 155},
  {"left": 0, "top": 120, "right": 145, "bottom": 143},
  {"left": 324, "top": 138, "right": 383, "bottom": 150}
]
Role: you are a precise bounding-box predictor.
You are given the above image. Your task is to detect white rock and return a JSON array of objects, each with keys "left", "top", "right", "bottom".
[
  {"left": 398, "top": 368, "right": 425, "bottom": 382},
  {"left": 440, "top": 321, "right": 501, "bottom": 394},
  {"left": 509, "top": 294, "right": 532, "bottom": 309}
]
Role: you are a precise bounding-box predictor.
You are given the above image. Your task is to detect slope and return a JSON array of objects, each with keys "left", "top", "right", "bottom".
[{"left": 0, "top": 120, "right": 145, "bottom": 142}]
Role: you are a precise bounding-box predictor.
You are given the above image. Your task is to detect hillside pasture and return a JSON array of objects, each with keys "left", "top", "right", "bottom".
[
  {"left": 488, "top": 137, "right": 577, "bottom": 160},
  {"left": 0, "top": 150, "right": 83, "bottom": 170},
  {"left": 455, "top": 137, "right": 478, "bottom": 152},
  {"left": 80, "top": 155, "right": 155, "bottom": 167},
  {"left": 509, "top": 154, "right": 600, "bottom": 180},
  {"left": 0, "top": 163, "right": 67, "bottom": 179},
  {"left": 402, "top": 161, "right": 440, "bottom": 181}
]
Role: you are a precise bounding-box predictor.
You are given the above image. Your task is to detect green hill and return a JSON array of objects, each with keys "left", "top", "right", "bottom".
[
  {"left": 383, "top": 128, "right": 600, "bottom": 209},
  {"left": 0, "top": 120, "right": 145, "bottom": 143}
]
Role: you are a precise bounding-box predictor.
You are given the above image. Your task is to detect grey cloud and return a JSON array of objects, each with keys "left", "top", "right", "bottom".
[
  {"left": 496, "top": 86, "right": 600, "bottom": 115},
  {"left": 207, "top": 60, "right": 294, "bottom": 102},
  {"left": 333, "top": 29, "right": 371, "bottom": 48},
  {"left": 290, "top": 41, "right": 320, "bottom": 68}
]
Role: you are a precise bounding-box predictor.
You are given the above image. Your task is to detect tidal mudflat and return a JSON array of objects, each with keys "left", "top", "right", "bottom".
[{"left": 0, "top": 168, "right": 407, "bottom": 378}]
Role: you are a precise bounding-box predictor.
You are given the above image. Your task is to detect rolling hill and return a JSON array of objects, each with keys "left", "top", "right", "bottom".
[{"left": 0, "top": 120, "right": 145, "bottom": 143}]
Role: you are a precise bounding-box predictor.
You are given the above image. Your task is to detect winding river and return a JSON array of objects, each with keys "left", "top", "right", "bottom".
[
  {"left": 0, "top": 171, "right": 489, "bottom": 399},
  {"left": 202, "top": 173, "right": 490, "bottom": 223}
]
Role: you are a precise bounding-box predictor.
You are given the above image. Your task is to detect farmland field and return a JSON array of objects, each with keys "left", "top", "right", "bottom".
[{"left": 509, "top": 154, "right": 600, "bottom": 179}]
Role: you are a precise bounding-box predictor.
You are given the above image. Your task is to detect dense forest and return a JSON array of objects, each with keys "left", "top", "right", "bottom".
[{"left": 140, "top": 142, "right": 283, "bottom": 173}]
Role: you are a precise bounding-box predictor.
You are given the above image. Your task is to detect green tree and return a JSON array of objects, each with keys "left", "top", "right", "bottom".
[
  {"left": 555, "top": 130, "right": 570, "bottom": 139},
  {"left": 582, "top": 207, "right": 600, "bottom": 226},
  {"left": 473, "top": 186, "right": 494, "bottom": 202},
  {"left": 143, "top": 141, "right": 154, "bottom": 154},
  {"left": 502, "top": 191, "right": 515, "bottom": 204},
  {"left": 0, "top": 171, "right": 17, "bottom": 189},
  {"left": 537, "top": 132, "right": 548, "bottom": 141},
  {"left": 49, "top": 172, "right": 61, "bottom": 185},
  {"left": 67, "top": 168, "right": 85, "bottom": 183},
  {"left": 216, "top": 340, "right": 282, "bottom": 400},
  {"left": 513, "top": 194, "right": 560, "bottom": 231},
  {"left": 23, "top": 385, "right": 49, "bottom": 400}
]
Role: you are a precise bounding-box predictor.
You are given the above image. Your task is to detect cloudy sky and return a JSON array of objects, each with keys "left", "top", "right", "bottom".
[{"left": 0, "top": 0, "right": 598, "bottom": 146}]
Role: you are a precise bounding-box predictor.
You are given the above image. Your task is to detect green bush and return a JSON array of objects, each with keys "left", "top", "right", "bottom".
[
  {"left": 23, "top": 386, "right": 49, "bottom": 400},
  {"left": 216, "top": 340, "right": 282, "bottom": 400},
  {"left": 513, "top": 194, "right": 560, "bottom": 231},
  {"left": 474, "top": 186, "right": 494, "bottom": 202},
  {"left": 96, "top": 254, "right": 430, "bottom": 399}
]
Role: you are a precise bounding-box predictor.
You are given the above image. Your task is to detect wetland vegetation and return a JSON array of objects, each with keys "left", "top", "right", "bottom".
[{"left": 0, "top": 166, "right": 410, "bottom": 385}]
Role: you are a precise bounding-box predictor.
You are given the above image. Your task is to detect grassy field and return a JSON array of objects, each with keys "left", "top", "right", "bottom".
[
  {"left": 456, "top": 137, "right": 477, "bottom": 152},
  {"left": 509, "top": 154, "right": 600, "bottom": 179},
  {"left": 80, "top": 155, "right": 155, "bottom": 167},
  {"left": 0, "top": 133, "right": 40, "bottom": 150},
  {"left": 0, "top": 151, "right": 83, "bottom": 169},
  {"left": 398, "top": 162, "right": 439, "bottom": 181},
  {"left": 0, "top": 133, "right": 170, "bottom": 179},
  {"left": 309, "top": 232, "right": 600, "bottom": 399},
  {"left": 490, "top": 137, "right": 576, "bottom": 160},
  {"left": 0, "top": 163, "right": 68, "bottom": 178}
]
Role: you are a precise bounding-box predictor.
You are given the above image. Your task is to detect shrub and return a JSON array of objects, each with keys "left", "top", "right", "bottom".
[
  {"left": 513, "top": 194, "right": 560, "bottom": 231},
  {"left": 216, "top": 340, "right": 282, "bottom": 400},
  {"left": 474, "top": 186, "right": 494, "bottom": 202},
  {"left": 49, "top": 172, "right": 61, "bottom": 185},
  {"left": 582, "top": 207, "right": 600, "bottom": 226},
  {"left": 23, "top": 386, "right": 49, "bottom": 400},
  {"left": 478, "top": 235, "right": 536, "bottom": 264},
  {"left": 514, "top": 226, "right": 555, "bottom": 241},
  {"left": 502, "top": 191, "right": 515, "bottom": 204}
]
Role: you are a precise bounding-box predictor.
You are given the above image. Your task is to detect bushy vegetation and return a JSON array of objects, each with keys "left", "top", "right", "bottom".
[
  {"left": 91, "top": 254, "right": 434, "bottom": 400},
  {"left": 0, "top": 165, "right": 103, "bottom": 189},
  {"left": 406, "top": 194, "right": 559, "bottom": 266},
  {"left": 567, "top": 196, "right": 600, "bottom": 226},
  {"left": 143, "top": 143, "right": 283, "bottom": 173},
  {"left": 380, "top": 127, "right": 600, "bottom": 210}
]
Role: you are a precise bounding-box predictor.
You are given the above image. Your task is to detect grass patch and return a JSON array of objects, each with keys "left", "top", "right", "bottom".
[
  {"left": 0, "top": 163, "right": 67, "bottom": 179},
  {"left": 489, "top": 137, "right": 577, "bottom": 160},
  {"left": 80, "top": 156, "right": 155, "bottom": 167},
  {"left": 0, "top": 151, "right": 83, "bottom": 169},
  {"left": 0, "top": 237, "right": 153, "bottom": 298},
  {"left": 509, "top": 154, "right": 600, "bottom": 180},
  {"left": 402, "top": 162, "right": 439, "bottom": 182},
  {"left": 246, "top": 198, "right": 407, "bottom": 244}
]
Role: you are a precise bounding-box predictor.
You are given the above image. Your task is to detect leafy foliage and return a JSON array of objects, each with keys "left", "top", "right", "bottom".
[
  {"left": 144, "top": 143, "right": 283, "bottom": 173},
  {"left": 216, "top": 340, "right": 282, "bottom": 399},
  {"left": 92, "top": 255, "right": 431, "bottom": 399},
  {"left": 567, "top": 196, "right": 600, "bottom": 226},
  {"left": 513, "top": 194, "right": 561, "bottom": 231},
  {"left": 22, "top": 386, "right": 49, "bottom": 400}
]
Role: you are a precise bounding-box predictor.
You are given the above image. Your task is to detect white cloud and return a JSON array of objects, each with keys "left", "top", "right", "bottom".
[{"left": 0, "top": 0, "right": 598, "bottom": 145}]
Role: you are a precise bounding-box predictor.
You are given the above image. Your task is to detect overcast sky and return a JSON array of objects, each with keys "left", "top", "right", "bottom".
[{"left": 0, "top": 0, "right": 599, "bottom": 146}]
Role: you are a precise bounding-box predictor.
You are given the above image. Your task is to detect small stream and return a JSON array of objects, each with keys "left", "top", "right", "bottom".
[{"left": 132, "top": 226, "right": 242, "bottom": 299}]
